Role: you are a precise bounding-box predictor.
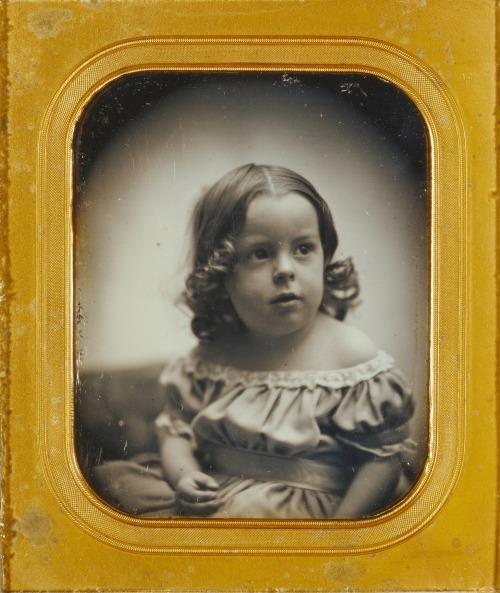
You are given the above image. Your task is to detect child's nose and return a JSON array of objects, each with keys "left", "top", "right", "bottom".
[{"left": 273, "top": 253, "right": 295, "bottom": 283}]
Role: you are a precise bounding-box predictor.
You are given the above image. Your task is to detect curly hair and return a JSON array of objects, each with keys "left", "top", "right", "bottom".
[{"left": 183, "top": 164, "right": 360, "bottom": 340}]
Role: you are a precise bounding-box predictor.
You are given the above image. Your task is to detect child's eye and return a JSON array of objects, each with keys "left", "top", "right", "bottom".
[
  {"left": 248, "top": 248, "right": 269, "bottom": 261},
  {"left": 295, "top": 243, "right": 315, "bottom": 256}
]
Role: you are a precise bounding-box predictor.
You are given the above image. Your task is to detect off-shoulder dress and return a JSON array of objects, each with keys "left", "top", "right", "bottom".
[{"left": 92, "top": 350, "right": 415, "bottom": 518}]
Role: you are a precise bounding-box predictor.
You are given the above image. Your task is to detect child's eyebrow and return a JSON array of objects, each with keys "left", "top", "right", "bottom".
[
  {"left": 239, "top": 233, "right": 319, "bottom": 246},
  {"left": 293, "top": 234, "right": 318, "bottom": 242},
  {"left": 238, "top": 235, "right": 272, "bottom": 246}
]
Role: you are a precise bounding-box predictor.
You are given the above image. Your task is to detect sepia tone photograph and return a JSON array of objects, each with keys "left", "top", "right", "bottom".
[
  {"left": 4, "top": 0, "right": 495, "bottom": 585},
  {"left": 73, "top": 71, "right": 428, "bottom": 520}
]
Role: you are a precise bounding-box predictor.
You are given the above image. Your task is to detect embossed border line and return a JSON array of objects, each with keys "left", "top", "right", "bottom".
[{"left": 37, "top": 37, "right": 466, "bottom": 554}]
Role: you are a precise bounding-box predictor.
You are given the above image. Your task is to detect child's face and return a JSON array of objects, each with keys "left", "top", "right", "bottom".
[{"left": 225, "top": 192, "right": 324, "bottom": 339}]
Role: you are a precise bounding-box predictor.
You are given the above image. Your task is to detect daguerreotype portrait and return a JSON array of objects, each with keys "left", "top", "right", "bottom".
[
  {"left": 73, "top": 72, "right": 428, "bottom": 520},
  {"left": 7, "top": 0, "right": 493, "bottom": 581}
]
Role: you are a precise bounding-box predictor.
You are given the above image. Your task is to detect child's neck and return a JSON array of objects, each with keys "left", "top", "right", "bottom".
[
  {"left": 236, "top": 317, "right": 321, "bottom": 371},
  {"left": 246, "top": 326, "right": 312, "bottom": 355},
  {"left": 201, "top": 313, "right": 351, "bottom": 372}
]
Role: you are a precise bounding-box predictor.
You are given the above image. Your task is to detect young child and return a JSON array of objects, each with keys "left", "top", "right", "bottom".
[{"left": 92, "top": 164, "right": 415, "bottom": 519}]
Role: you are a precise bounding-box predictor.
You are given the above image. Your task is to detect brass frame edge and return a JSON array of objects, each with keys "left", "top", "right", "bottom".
[
  {"left": 495, "top": 2, "right": 500, "bottom": 589},
  {"left": 1, "top": 0, "right": 13, "bottom": 589}
]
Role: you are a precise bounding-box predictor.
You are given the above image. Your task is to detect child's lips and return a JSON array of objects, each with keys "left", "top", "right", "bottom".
[{"left": 270, "top": 292, "right": 302, "bottom": 305}]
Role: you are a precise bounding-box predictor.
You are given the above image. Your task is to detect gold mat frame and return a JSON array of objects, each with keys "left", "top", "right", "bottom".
[{"left": 37, "top": 37, "right": 465, "bottom": 554}]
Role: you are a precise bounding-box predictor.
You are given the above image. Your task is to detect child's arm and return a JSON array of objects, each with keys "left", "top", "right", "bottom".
[
  {"left": 159, "top": 434, "right": 222, "bottom": 516},
  {"left": 333, "top": 457, "right": 401, "bottom": 519}
]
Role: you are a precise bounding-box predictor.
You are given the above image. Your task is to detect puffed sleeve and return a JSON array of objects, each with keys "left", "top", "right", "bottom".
[
  {"left": 331, "top": 368, "right": 416, "bottom": 458},
  {"left": 154, "top": 357, "right": 200, "bottom": 442}
]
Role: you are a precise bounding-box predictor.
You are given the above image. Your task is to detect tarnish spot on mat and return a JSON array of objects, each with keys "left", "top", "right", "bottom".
[
  {"left": 28, "top": 8, "right": 74, "bottom": 40},
  {"left": 18, "top": 509, "right": 53, "bottom": 548},
  {"left": 322, "top": 559, "right": 368, "bottom": 583},
  {"left": 82, "top": 0, "right": 104, "bottom": 8}
]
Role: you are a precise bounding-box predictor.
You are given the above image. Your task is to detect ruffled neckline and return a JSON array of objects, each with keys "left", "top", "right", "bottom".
[{"left": 160, "top": 350, "right": 395, "bottom": 390}]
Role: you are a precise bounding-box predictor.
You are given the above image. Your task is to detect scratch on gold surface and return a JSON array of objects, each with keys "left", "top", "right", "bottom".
[
  {"left": 27, "top": 8, "right": 74, "bottom": 40},
  {"left": 18, "top": 508, "right": 53, "bottom": 548}
]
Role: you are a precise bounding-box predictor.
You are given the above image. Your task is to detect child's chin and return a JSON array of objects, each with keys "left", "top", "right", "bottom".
[{"left": 258, "top": 320, "right": 315, "bottom": 338}]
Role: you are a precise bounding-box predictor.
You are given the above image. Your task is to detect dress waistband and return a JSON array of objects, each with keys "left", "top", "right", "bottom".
[{"left": 201, "top": 444, "right": 350, "bottom": 494}]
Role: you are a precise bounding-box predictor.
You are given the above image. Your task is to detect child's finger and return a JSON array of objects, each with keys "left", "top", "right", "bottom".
[
  {"left": 177, "top": 478, "right": 218, "bottom": 501},
  {"left": 179, "top": 489, "right": 218, "bottom": 503},
  {"left": 193, "top": 473, "right": 219, "bottom": 490}
]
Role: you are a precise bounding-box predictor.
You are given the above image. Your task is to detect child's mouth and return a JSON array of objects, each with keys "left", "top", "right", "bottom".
[{"left": 270, "top": 292, "right": 302, "bottom": 304}]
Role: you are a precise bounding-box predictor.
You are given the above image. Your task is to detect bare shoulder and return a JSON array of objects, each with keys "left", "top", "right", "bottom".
[{"left": 316, "top": 315, "right": 378, "bottom": 369}]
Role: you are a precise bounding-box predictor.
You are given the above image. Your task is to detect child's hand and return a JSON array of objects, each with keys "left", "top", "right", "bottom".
[{"left": 175, "top": 471, "right": 222, "bottom": 516}]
